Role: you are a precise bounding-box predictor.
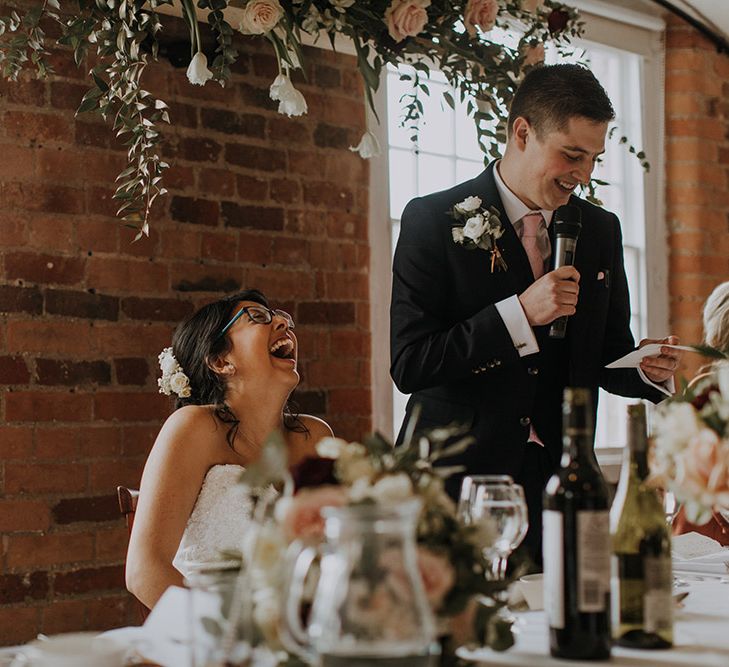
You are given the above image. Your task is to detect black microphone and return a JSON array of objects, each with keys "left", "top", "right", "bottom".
[{"left": 549, "top": 204, "right": 582, "bottom": 339}]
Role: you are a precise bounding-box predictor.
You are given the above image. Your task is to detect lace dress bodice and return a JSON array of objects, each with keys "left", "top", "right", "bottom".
[{"left": 172, "top": 464, "right": 253, "bottom": 579}]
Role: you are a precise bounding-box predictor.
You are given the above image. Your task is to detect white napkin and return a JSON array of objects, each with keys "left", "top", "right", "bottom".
[
  {"left": 673, "top": 532, "right": 729, "bottom": 576},
  {"left": 605, "top": 344, "right": 694, "bottom": 369}
]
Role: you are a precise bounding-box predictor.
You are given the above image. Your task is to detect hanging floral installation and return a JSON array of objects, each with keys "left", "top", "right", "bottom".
[{"left": 0, "top": 1, "right": 582, "bottom": 237}]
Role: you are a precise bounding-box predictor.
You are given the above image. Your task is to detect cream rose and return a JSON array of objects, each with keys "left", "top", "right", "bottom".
[
  {"left": 385, "top": 0, "right": 431, "bottom": 43},
  {"left": 464, "top": 0, "right": 499, "bottom": 37},
  {"left": 169, "top": 371, "right": 190, "bottom": 397},
  {"left": 281, "top": 485, "right": 347, "bottom": 541},
  {"left": 239, "top": 0, "right": 284, "bottom": 35}
]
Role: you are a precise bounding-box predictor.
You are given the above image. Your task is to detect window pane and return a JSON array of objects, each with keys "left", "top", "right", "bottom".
[
  {"left": 389, "top": 148, "right": 417, "bottom": 220},
  {"left": 418, "top": 82, "right": 455, "bottom": 156},
  {"left": 418, "top": 153, "right": 455, "bottom": 196},
  {"left": 456, "top": 159, "right": 484, "bottom": 183}
]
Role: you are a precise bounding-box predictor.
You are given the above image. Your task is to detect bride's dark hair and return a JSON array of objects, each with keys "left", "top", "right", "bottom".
[{"left": 170, "top": 289, "right": 305, "bottom": 447}]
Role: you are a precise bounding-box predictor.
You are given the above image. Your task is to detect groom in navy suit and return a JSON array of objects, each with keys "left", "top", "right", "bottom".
[{"left": 390, "top": 64, "right": 682, "bottom": 562}]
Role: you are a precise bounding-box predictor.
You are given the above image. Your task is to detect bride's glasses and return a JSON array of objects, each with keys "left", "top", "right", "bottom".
[{"left": 218, "top": 305, "right": 295, "bottom": 339}]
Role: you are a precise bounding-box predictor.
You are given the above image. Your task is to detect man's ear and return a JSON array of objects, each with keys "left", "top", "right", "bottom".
[{"left": 511, "top": 116, "right": 531, "bottom": 151}]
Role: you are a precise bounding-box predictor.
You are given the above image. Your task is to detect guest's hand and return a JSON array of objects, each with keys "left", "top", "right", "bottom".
[
  {"left": 519, "top": 266, "right": 580, "bottom": 326},
  {"left": 638, "top": 335, "right": 682, "bottom": 383}
]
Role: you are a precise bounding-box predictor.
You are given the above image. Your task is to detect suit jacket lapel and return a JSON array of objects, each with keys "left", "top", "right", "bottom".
[{"left": 475, "top": 163, "right": 534, "bottom": 296}]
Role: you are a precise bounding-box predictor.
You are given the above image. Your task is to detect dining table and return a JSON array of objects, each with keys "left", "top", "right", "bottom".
[{"left": 459, "top": 574, "right": 729, "bottom": 667}]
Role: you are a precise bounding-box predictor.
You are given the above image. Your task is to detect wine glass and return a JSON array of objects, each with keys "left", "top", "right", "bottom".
[
  {"left": 457, "top": 474, "right": 514, "bottom": 519},
  {"left": 663, "top": 490, "right": 678, "bottom": 526},
  {"left": 458, "top": 479, "right": 528, "bottom": 580}
]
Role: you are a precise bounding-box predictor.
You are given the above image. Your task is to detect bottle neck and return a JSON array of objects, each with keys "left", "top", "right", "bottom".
[
  {"left": 626, "top": 406, "right": 650, "bottom": 481},
  {"left": 562, "top": 389, "right": 594, "bottom": 462}
]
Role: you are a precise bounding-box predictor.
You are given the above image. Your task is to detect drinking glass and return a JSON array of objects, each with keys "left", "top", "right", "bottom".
[
  {"left": 458, "top": 480, "right": 528, "bottom": 580},
  {"left": 457, "top": 474, "right": 514, "bottom": 520},
  {"left": 663, "top": 490, "right": 678, "bottom": 526}
]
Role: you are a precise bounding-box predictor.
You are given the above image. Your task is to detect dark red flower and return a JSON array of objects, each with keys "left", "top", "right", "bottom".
[
  {"left": 290, "top": 456, "right": 338, "bottom": 492},
  {"left": 691, "top": 384, "right": 718, "bottom": 410},
  {"left": 547, "top": 9, "right": 570, "bottom": 34}
]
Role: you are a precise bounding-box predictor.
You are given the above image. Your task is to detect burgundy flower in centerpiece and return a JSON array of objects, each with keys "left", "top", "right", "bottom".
[
  {"left": 290, "top": 456, "right": 338, "bottom": 491},
  {"left": 547, "top": 8, "right": 569, "bottom": 34},
  {"left": 691, "top": 384, "right": 719, "bottom": 411}
]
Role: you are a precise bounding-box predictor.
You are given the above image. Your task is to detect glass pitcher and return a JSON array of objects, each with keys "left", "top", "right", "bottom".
[{"left": 281, "top": 499, "right": 439, "bottom": 667}]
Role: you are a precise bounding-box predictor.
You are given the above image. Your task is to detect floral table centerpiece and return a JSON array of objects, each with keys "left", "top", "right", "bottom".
[
  {"left": 236, "top": 411, "right": 516, "bottom": 665},
  {"left": 651, "top": 360, "right": 729, "bottom": 525}
]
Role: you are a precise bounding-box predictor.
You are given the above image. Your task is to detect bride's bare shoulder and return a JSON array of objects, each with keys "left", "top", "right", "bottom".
[{"left": 152, "top": 405, "right": 225, "bottom": 461}]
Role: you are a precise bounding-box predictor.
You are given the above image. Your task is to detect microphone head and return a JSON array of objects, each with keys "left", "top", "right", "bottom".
[{"left": 554, "top": 204, "right": 581, "bottom": 239}]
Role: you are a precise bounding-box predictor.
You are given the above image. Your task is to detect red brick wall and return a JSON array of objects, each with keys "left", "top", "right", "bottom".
[
  {"left": 0, "top": 8, "right": 369, "bottom": 644},
  {"left": 666, "top": 16, "right": 729, "bottom": 377}
]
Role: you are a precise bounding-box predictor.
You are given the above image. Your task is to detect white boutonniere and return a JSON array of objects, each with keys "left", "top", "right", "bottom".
[{"left": 448, "top": 196, "right": 507, "bottom": 272}]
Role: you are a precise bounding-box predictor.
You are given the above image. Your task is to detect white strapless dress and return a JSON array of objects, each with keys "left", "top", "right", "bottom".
[{"left": 172, "top": 464, "right": 254, "bottom": 579}]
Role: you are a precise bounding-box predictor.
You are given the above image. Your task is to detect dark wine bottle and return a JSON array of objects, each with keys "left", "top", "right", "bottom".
[
  {"left": 543, "top": 387, "right": 611, "bottom": 660},
  {"left": 610, "top": 403, "right": 673, "bottom": 649}
]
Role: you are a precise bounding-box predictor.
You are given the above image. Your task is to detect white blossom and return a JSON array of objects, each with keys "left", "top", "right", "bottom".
[
  {"left": 370, "top": 473, "right": 413, "bottom": 504},
  {"left": 186, "top": 51, "right": 213, "bottom": 86},
  {"left": 316, "top": 437, "right": 348, "bottom": 459},
  {"left": 462, "top": 214, "right": 486, "bottom": 241},
  {"left": 349, "top": 130, "right": 381, "bottom": 159},
  {"left": 452, "top": 227, "right": 465, "bottom": 243},
  {"left": 654, "top": 402, "right": 702, "bottom": 454},
  {"left": 169, "top": 371, "right": 191, "bottom": 397},
  {"left": 456, "top": 196, "right": 482, "bottom": 212},
  {"left": 269, "top": 74, "right": 308, "bottom": 117}
]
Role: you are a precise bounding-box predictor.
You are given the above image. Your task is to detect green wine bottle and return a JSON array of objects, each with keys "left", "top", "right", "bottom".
[{"left": 610, "top": 403, "right": 673, "bottom": 649}]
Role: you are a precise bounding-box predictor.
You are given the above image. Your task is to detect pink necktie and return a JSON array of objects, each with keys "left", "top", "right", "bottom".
[{"left": 520, "top": 212, "right": 548, "bottom": 280}]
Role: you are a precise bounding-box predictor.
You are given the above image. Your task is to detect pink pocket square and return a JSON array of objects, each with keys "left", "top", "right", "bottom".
[{"left": 597, "top": 271, "right": 605, "bottom": 281}]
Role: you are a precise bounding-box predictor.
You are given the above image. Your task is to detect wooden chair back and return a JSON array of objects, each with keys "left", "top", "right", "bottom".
[{"left": 116, "top": 486, "right": 150, "bottom": 621}]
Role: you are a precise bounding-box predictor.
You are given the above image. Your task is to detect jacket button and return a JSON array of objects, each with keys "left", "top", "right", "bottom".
[
  {"left": 520, "top": 416, "right": 531, "bottom": 427},
  {"left": 528, "top": 367, "right": 539, "bottom": 376}
]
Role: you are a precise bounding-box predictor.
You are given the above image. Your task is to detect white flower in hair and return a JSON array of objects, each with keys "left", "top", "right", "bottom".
[{"left": 158, "top": 347, "right": 192, "bottom": 398}]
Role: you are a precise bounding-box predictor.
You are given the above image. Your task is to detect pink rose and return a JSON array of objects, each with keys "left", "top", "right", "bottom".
[
  {"left": 522, "top": 43, "right": 545, "bottom": 67},
  {"left": 678, "top": 429, "right": 729, "bottom": 500},
  {"left": 239, "top": 0, "right": 284, "bottom": 35},
  {"left": 385, "top": 0, "right": 431, "bottom": 43},
  {"left": 417, "top": 547, "right": 456, "bottom": 610},
  {"left": 464, "top": 0, "right": 498, "bottom": 37},
  {"left": 281, "top": 485, "right": 348, "bottom": 541}
]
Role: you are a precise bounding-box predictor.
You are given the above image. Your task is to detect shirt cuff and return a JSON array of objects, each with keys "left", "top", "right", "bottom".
[
  {"left": 495, "top": 295, "right": 539, "bottom": 357},
  {"left": 636, "top": 366, "right": 676, "bottom": 397}
]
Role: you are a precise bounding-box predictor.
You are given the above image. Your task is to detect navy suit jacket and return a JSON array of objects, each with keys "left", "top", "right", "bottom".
[{"left": 390, "top": 162, "right": 663, "bottom": 476}]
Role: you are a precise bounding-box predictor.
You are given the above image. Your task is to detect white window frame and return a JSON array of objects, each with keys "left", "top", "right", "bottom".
[{"left": 368, "top": 2, "right": 667, "bottom": 459}]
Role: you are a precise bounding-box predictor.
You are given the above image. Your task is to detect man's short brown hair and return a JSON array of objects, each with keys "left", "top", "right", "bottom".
[{"left": 507, "top": 64, "right": 615, "bottom": 137}]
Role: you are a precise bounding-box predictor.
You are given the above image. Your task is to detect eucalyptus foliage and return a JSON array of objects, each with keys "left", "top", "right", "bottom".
[{"left": 0, "top": 0, "right": 584, "bottom": 235}]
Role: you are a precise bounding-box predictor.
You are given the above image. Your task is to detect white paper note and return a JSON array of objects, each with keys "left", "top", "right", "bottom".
[{"left": 605, "top": 344, "right": 695, "bottom": 369}]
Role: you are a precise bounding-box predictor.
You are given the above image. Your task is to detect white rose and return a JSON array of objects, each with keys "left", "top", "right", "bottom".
[
  {"left": 462, "top": 214, "right": 486, "bottom": 240},
  {"left": 654, "top": 402, "right": 702, "bottom": 454},
  {"left": 349, "top": 130, "right": 381, "bottom": 159},
  {"left": 717, "top": 364, "right": 729, "bottom": 400},
  {"left": 269, "top": 73, "right": 308, "bottom": 117},
  {"left": 157, "top": 377, "right": 171, "bottom": 396},
  {"left": 239, "top": 0, "right": 284, "bottom": 35},
  {"left": 186, "top": 51, "right": 213, "bottom": 86},
  {"left": 169, "top": 371, "right": 190, "bottom": 395},
  {"left": 452, "top": 227, "right": 465, "bottom": 243},
  {"left": 371, "top": 473, "right": 413, "bottom": 504},
  {"left": 457, "top": 196, "right": 482, "bottom": 212},
  {"left": 316, "top": 437, "right": 347, "bottom": 459},
  {"left": 349, "top": 477, "right": 373, "bottom": 502},
  {"left": 158, "top": 348, "right": 179, "bottom": 376}
]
